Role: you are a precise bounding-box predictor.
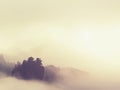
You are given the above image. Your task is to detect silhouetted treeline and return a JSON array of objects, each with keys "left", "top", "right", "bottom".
[
  {"left": 12, "top": 57, "right": 45, "bottom": 80},
  {"left": 11, "top": 56, "right": 87, "bottom": 82}
]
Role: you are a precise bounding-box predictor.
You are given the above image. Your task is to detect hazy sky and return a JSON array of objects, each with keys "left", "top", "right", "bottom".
[{"left": 1, "top": 0, "right": 120, "bottom": 79}]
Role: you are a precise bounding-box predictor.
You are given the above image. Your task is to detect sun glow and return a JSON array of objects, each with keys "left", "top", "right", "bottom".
[{"left": 69, "top": 26, "right": 120, "bottom": 70}]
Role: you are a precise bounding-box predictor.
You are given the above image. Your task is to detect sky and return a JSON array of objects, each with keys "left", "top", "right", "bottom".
[{"left": 0, "top": 0, "right": 120, "bottom": 79}]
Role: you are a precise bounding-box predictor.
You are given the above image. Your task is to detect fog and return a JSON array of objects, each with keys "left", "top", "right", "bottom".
[
  {"left": 0, "top": 0, "right": 120, "bottom": 89},
  {"left": 1, "top": 0, "right": 120, "bottom": 80},
  {"left": 1, "top": 71, "right": 120, "bottom": 90},
  {"left": 0, "top": 56, "right": 120, "bottom": 90}
]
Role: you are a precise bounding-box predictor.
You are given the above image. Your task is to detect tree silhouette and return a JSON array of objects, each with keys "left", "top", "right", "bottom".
[{"left": 12, "top": 57, "right": 45, "bottom": 80}]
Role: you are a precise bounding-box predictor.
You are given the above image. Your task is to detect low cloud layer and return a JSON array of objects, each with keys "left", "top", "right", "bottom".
[{"left": 0, "top": 55, "right": 120, "bottom": 90}]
